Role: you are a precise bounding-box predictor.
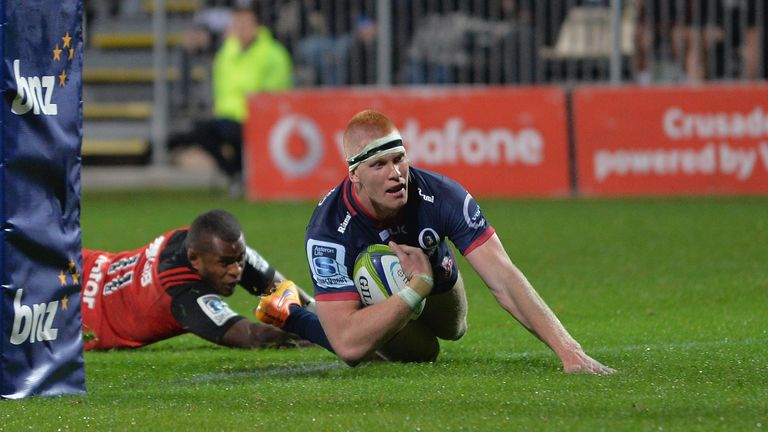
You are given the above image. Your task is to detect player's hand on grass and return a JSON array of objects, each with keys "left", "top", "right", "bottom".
[
  {"left": 253, "top": 324, "right": 314, "bottom": 349},
  {"left": 562, "top": 350, "right": 616, "bottom": 375}
]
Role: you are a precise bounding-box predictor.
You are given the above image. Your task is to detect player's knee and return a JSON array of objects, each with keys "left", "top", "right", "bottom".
[
  {"left": 437, "top": 318, "right": 467, "bottom": 341},
  {"left": 452, "top": 320, "right": 468, "bottom": 341},
  {"left": 335, "top": 346, "right": 373, "bottom": 367}
]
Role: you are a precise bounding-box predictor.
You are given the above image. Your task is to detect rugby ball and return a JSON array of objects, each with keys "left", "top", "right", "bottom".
[{"left": 353, "top": 244, "right": 425, "bottom": 318}]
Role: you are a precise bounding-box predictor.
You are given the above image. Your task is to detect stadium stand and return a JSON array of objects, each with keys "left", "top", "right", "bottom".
[
  {"left": 81, "top": 0, "right": 765, "bottom": 177},
  {"left": 540, "top": 2, "right": 638, "bottom": 81},
  {"left": 83, "top": 0, "right": 207, "bottom": 164}
]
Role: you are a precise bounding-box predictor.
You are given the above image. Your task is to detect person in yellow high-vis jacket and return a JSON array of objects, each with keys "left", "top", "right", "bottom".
[{"left": 198, "top": 6, "right": 293, "bottom": 197}]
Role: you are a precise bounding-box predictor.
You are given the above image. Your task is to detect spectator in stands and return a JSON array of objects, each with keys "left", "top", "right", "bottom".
[
  {"left": 175, "top": 2, "right": 235, "bottom": 116},
  {"left": 294, "top": 9, "right": 353, "bottom": 86},
  {"left": 743, "top": 0, "right": 767, "bottom": 80},
  {"left": 403, "top": 2, "right": 523, "bottom": 85},
  {"left": 196, "top": 4, "right": 293, "bottom": 197},
  {"left": 276, "top": 0, "right": 376, "bottom": 87},
  {"left": 635, "top": 0, "right": 725, "bottom": 84}
]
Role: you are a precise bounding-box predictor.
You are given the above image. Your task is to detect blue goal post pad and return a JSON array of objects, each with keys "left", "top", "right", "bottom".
[{"left": 0, "top": 0, "right": 85, "bottom": 398}]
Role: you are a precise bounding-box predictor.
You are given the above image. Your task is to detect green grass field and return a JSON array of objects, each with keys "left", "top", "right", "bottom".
[{"left": 3, "top": 190, "right": 767, "bottom": 431}]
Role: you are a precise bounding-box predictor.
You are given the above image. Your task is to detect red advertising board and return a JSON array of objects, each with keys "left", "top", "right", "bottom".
[
  {"left": 243, "top": 87, "right": 569, "bottom": 200},
  {"left": 573, "top": 85, "right": 768, "bottom": 196}
]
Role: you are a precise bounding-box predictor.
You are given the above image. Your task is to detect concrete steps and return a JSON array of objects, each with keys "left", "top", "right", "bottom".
[{"left": 83, "top": 5, "right": 203, "bottom": 164}]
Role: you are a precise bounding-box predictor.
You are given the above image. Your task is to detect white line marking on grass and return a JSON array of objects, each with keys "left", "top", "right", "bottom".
[
  {"left": 496, "top": 337, "right": 768, "bottom": 360},
  {"left": 184, "top": 362, "right": 344, "bottom": 385},
  {"left": 595, "top": 337, "right": 768, "bottom": 354},
  {"left": 180, "top": 338, "right": 766, "bottom": 385}
]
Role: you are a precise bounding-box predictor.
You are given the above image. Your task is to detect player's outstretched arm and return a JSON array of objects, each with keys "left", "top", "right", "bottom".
[
  {"left": 219, "top": 319, "right": 311, "bottom": 349},
  {"left": 465, "top": 233, "right": 615, "bottom": 375}
]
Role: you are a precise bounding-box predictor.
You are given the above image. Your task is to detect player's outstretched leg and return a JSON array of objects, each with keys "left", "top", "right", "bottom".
[{"left": 254, "top": 281, "right": 335, "bottom": 353}]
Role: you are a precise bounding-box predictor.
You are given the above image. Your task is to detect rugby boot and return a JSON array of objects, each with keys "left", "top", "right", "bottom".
[{"left": 254, "top": 280, "right": 301, "bottom": 328}]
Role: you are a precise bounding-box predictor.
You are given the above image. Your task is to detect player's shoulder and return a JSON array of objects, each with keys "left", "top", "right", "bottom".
[
  {"left": 307, "top": 179, "right": 350, "bottom": 230},
  {"left": 156, "top": 228, "right": 205, "bottom": 292},
  {"left": 157, "top": 229, "right": 190, "bottom": 273},
  {"left": 410, "top": 166, "right": 468, "bottom": 201}
]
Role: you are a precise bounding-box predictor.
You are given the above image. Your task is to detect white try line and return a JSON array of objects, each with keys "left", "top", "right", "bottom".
[
  {"left": 182, "top": 336, "right": 767, "bottom": 385},
  {"left": 493, "top": 336, "right": 768, "bottom": 361},
  {"left": 183, "top": 362, "right": 345, "bottom": 385}
]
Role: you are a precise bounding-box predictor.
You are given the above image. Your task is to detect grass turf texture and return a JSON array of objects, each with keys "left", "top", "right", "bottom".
[{"left": 2, "top": 191, "right": 767, "bottom": 431}]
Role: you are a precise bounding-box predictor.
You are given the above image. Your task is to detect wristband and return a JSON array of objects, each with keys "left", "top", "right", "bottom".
[
  {"left": 419, "top": 275, "right": 434, "bottom": 288},
  {"left": 397, "top": 287, "right": 424, "bottom": 311},
  {"left": 408, "top": 274, "right": 433, "bottom": 297}
]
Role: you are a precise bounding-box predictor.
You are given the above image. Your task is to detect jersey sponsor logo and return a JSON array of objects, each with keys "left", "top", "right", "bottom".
[
  {"left": 11, "top": 59, "right": 58, "bottom": 116},
  {"left": 307, "top": 239, "right": 350, "bottom": 288},
  {"left": 196, "top": 295, "right": 238, "bottom": 326},
  {"left": 462, "top": 193, "right": 486, "bottom": 229},
  {"left": 418, "top": 228, "right": 440, "bottom": 254},
  {"left": 389, "top": 225, "right": 408, "bottom": 236},
  {"left": 10, "top": 289, "right": 59, "bottom": 345},
  {"left": 145, "top": 235, "right": 164, "bottom": 259},
  {"left": 141, "top": 235, "right": 165, "bottom": 287},
  {"left": 378, "top": 230, "right": 390, "bottom": 242},
  {"left": 83, "top": 254, "right": 109, "bottom": 310},
  {"left": 417, "top": 187, "right": 435, "bottom": 203},
  {"left": 103, "top": 272, "right": 132, "bottom": 296},
  {"left": 337, "top": 212, "right": 352, "bottom": 234},
  {"left": 108, "top": 254, "right": 139, "bottom": 274}
]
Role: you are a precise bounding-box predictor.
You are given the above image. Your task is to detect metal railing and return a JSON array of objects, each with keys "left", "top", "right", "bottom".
[{"left": 151, "top": 0, "right": 766, "bottom": 162}]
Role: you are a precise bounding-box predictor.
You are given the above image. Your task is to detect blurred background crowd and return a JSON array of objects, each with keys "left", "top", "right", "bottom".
[{"left": 80, "top": 0, "right": 766, "bottom": 192}]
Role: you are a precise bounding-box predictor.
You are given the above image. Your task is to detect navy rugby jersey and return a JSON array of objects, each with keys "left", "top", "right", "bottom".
[{"left": 305, "top": 167, "right": 495, "bottom": 301}]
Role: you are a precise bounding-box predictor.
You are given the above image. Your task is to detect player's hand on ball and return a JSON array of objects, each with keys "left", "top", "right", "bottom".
[{"left": 388, "top": 241, "right": 433, "bottom": 297}]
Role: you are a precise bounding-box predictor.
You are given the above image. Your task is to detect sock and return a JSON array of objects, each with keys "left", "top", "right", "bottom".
[{"left": 284, "top": 304, "right": 335, "bottom": 353}]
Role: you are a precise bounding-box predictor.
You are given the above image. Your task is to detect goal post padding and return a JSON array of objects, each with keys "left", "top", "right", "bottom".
[{"left": 0, "top": 0, "right": 85, "bottom": 398}]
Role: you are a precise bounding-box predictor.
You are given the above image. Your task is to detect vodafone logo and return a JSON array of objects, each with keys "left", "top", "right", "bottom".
[
  {"left": 402, "top": 118, "right": 544, "bottom": 166},
  {"left": 269, "top": 115, "right": 325, "bottom": 177},
  {"left": 266, "top": 115, "right": 546, "bottom": 177}
]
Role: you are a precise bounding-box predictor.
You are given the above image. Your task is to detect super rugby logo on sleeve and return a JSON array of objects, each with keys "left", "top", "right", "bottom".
[
  {"left": 307, "top": 239, "right": 350, "bottom": 288},
  {"left": 196, "top": 295, "right": 238, "bottom": 326}
]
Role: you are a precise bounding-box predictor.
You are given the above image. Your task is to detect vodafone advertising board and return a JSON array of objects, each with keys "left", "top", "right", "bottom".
[
  {"left": 573, "top": 85, "right": 768, "bottom": 196},
  {"left": 243, "top": 87, "right": 570, "bottom": 200}
]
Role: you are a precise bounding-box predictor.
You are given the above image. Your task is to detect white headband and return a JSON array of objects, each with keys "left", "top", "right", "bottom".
[{"left": 346, "top": 131, "right": 406, "bottom": 172}]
